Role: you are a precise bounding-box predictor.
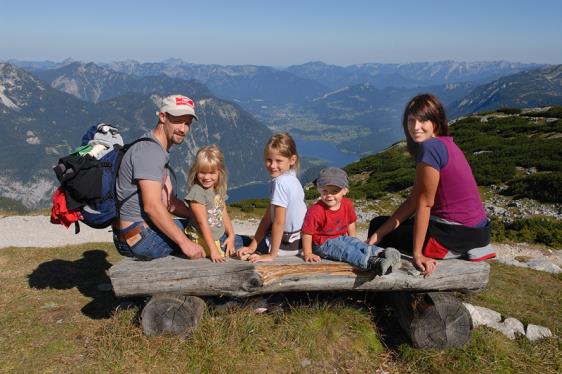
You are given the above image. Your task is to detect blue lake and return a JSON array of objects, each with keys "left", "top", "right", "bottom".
[
  {"left": 228, "top": 139, "right": 360, "bottom": 202},
  {"left": 295, "top": 139, "right": 359, "bottom": 167},
  {"left": 228, "top": 182, "right": 270, "bottom": 203}
]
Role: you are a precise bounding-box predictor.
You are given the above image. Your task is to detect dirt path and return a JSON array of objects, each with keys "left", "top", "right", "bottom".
[
  {"left": 1, "top": 216, "right": 559, "bottom": 267},
  {"left": 0, "top": 215, "right": 258, "bottom": 249}
]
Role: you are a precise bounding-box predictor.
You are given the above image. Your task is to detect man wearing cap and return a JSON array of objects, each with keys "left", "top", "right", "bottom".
[
  {"left": 301, "top": 167, "right": 401, "bottom": 275},
  {"left": 113, "top": 95, "right": 206, "bottom": 260}
]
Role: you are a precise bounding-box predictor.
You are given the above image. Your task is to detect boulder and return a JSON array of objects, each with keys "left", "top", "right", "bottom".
[
  {"left": 525, "top": 324, "right": 553, "bottom": 341},
  {"left": 525, "top": 258, "right": 562, "bottom": 274},
  {"left": 492, "top": 317, "right": 525, "bottom": 340},
  {"left": 463, "top": 303, "right": 502, "bottom": 328}
]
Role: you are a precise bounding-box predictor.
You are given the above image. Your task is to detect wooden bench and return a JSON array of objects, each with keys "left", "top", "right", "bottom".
[{"left": 108, "top": 256, "right": 490, "bottom": 348}]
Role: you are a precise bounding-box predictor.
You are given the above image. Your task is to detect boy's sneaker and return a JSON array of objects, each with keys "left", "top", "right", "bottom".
[{"left": 367, "top": 247, "right": 401, "bottom": 276}]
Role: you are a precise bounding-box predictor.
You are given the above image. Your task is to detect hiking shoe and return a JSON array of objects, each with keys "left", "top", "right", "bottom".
[{"left": 367, "top": 247, "right": 402, "bottom": 276}]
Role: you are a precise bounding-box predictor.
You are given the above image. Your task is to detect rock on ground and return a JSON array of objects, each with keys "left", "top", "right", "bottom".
[
  {"left": 526, "top": 324, "right": 553, "bottom": 341},
  {"left": 495, "top": 257, "right": 562, "bottom": 274},
  {"left": 492, "top": 317, "right": 525, "bottom": 340},
  {"left": 464, "top": 302, "right": 553, "bottom": 342},
  {"left": 463, "top": 303, "right": 501, "bottom": 328}
]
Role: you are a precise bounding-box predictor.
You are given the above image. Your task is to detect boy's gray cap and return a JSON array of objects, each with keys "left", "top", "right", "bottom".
[{"left": 316, "top": 167, "right": 348, "bottom": 189}]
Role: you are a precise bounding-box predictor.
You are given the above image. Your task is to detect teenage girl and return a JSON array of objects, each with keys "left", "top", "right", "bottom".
[
  {"left": 184, "top": 145, "right": 251, "bottom": 263},
  {"left": 367, "top": 94, "right": 495, "bottom": 277},
  {"left": 238, "top": 133, "right": 307, "bottom": 263}
]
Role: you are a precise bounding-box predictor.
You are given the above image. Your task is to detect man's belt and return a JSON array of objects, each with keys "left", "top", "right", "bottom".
[
  {"left": 116, "top": 221, "right": 147, "bottom": 241},
  {"left": 119, "top": 226, "right": 143, "bottom": 240}
]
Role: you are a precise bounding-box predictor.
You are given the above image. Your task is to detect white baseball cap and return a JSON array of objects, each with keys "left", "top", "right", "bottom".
[{"left": 157, "top": 94, "right": 199, "bottom": 121}]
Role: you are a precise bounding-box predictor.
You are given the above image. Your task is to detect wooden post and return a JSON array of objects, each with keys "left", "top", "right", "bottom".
[
  {"left": 390, "top": 292, "right": 471, "bottom": 349},
  {"left": 140, "top": 294, "right": 206, "bottom": 338}
]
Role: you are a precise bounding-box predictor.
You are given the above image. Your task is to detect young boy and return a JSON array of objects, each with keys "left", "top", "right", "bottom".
[{"left": 302, "top": 167, "right": 401, "bottom": 275}]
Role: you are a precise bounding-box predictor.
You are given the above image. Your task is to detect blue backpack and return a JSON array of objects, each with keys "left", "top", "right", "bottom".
[{"left": 53, "top": 124, "right": 169, "bottom": 231}]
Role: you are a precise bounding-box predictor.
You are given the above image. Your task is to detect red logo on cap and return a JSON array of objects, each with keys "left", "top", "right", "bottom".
[{"left": 176, "top": 97, "right": 194, "bottom": 108}]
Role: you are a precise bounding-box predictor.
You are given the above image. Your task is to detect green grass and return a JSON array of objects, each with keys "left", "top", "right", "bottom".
[
  {"left": 1, "top": 245, "right": 561, "bottom": 373},
  {"left": 399, "top": 262, "right": 562, "bottom": 374}
]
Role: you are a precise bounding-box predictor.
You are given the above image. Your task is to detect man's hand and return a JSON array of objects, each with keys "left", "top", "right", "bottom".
[{"left": 181, "top": 241, "right": 206, "bottom": 259}]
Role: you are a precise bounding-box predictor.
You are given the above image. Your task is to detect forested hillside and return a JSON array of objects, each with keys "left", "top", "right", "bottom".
[{"left": 345, "top": 107, "right": 562, "bottom": 203}]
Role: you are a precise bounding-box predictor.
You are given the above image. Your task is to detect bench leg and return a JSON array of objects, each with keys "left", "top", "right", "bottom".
[
  {"left": 390, "top": 292, "right": 471, "bottom": 349},
  {"left": 140, "top": 294, "right": 206, "bottom": 338}
]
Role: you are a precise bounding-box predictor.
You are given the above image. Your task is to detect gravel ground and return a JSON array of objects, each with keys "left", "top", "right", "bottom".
[
  {"left": 1, "top": 216, "right": 559, "bottom": 267},
  {"left": 0, "top": 215, "right": 366, "bottom": 249},
  {"left": 0, "top": 215, "right": 258, "bottom": 249}
]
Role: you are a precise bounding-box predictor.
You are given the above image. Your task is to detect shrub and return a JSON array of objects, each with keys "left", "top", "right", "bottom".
[
  {"left": 521, "top": 106, "right": 562, "bottom": 119},
  {"left": 498, "top": 108, "right": 522, "bottom": 115},
  {"left": 508, "top": 218, "right": 562, "bottom": 247},
  {"left": 505, "top": 173, "right": 562, "bottom": 203},
  {"left": 229, "top": 198, "right": 270, "bottom": 212},
  {"left": 491, "top": 217, "right": 562, "bottom": 247}
]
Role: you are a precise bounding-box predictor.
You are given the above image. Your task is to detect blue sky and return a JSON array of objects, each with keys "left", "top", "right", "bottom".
[{"left": 1, "top": 0, "right": 561, "bottom": 66}]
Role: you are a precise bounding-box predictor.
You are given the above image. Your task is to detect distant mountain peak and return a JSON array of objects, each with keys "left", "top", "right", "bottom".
[
  {"left": 161, "top": 58, "right": 186, "bottom": 65},
  {"left": 0, "top": 63, "right": 49, "bottom": 110}
]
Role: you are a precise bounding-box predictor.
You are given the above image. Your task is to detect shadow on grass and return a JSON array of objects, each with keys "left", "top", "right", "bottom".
[{"left": 27, "top": 249, "right": 122, "bottom": 319}]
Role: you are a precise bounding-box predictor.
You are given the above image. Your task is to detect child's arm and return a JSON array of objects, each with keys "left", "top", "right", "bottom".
[
  {"left": 249, "top": 204, "right": 285, "bottom": 263},
  {"left": 238, "top": 205, "right": 272, "bottom": 258},
  {"left": 302, "top": 233, "right": 321, "bottom": 262},
  {"left": 347, "top": 222, "right": 357, "bottom": 237},
  {"left": 221, "top": 205, "right": 236, "bottom": 256},
  {"left": 189, "top": 201, "right": 226, "bottom": 263}
]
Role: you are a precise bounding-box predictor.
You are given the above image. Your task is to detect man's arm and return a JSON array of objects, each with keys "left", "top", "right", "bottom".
[{"left": 138, "top": 179, "right": 204, "bottom": 259}]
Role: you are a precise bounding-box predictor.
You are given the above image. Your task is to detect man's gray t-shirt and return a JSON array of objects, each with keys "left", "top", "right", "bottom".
[{"left": 116, "top": 132, "right": 168, "bottom": 222}]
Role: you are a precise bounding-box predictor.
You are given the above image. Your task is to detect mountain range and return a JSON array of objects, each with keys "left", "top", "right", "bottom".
[
  {"left": 2, "top": 58, "right": 562, "bottom": 210},
  {"left": 0, "top": 62, "right": 271, "bottom": 209},
  {"left": 285, "top": 60, "right": 542, "bottom": 89},
  {"left": 449, "top": 65, "right": 562, "bottom": 117}
]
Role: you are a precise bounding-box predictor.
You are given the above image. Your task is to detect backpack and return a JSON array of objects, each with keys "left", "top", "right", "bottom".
[{"left": 52, "top": 123, "right": 173, "bottom": 232}]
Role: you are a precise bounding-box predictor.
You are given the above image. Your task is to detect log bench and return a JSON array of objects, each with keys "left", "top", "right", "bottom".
[{"left": 108, "top": 256, "right": 490, "bottom": 348}]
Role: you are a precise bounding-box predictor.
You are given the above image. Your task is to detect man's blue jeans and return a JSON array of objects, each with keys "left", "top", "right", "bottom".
[
  {"left": 313, "top": 236, "right": 383, "bottom": 270},
  {"left": 113, "top": 219, "right": 188, "bottom": 260},
  {"left": 114, "top": 219, "right": 251, "bottom": 261}
]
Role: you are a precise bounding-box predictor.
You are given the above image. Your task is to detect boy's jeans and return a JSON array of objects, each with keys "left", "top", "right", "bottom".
[{"left": 313, "top": 236, "right": 383, "bottom": 270}]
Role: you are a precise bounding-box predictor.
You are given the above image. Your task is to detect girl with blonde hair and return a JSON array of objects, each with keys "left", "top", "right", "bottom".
[{"left": 184, "top": 145, "right": 250, "bottom": 262}]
